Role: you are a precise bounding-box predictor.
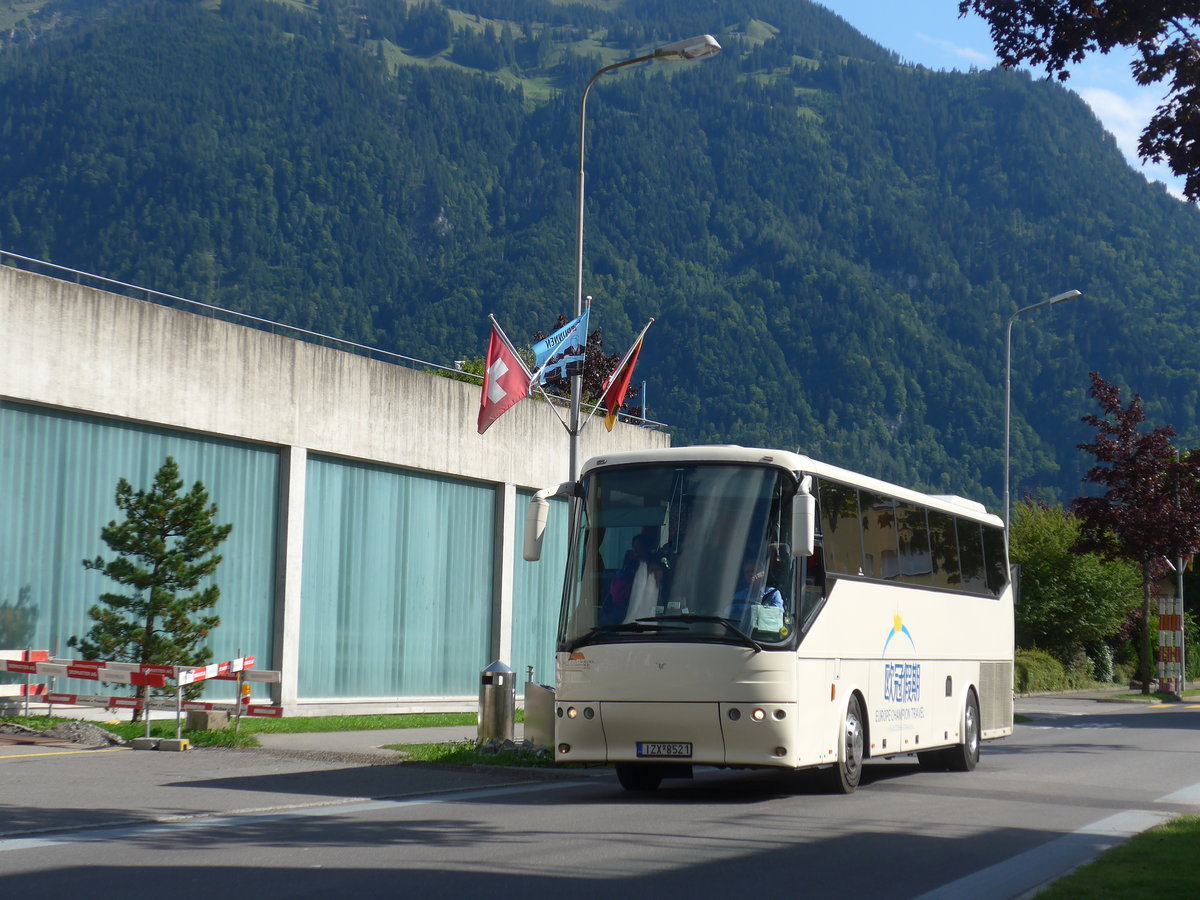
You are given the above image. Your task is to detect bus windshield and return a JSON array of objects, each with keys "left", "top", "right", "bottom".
[{"left": 560, "top": 463, "right": 798, "bottom": 651}]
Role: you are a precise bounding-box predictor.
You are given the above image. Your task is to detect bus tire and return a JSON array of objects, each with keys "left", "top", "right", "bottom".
[
  {"left": 944, "top": 690, "right": 980, "bottom": 772},
  {"left": 616, "top": 763, "right": 664, "bottom": 792},
  {"left": 823, "top": 694, "right": 865, "bottom": 794}
]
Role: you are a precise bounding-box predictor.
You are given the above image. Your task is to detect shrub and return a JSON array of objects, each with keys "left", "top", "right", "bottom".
[
  {"left": 1015, "top": 648, "right": 1070, "bottom": 693},
  {"left": 1113, "top": 660, "right": 1137, "bottom": 685},
  {"left": 1065, "top": 646, "right": 1093, "bottom": 687}
]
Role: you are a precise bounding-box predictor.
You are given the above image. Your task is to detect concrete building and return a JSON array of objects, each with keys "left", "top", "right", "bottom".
[{"left": 0, "top": 259, "right": 668, "bottom": 714}]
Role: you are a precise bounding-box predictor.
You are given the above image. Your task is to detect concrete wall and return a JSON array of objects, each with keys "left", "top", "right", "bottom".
[
  {"left": 0, "top": 266, "right": 663, "bottom": 483},
  {"left": 0, "top": 265, "right": 670, "bottom": 713}
]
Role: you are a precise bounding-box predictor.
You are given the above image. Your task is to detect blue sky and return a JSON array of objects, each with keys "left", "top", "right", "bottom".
[{"left": 816, "top": 0, "right": 1186, "bottom": 199}]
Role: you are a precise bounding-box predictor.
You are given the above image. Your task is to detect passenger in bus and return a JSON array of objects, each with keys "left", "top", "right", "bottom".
[
  {"left": 729, "top": 557, "right": 783, "bottom": 621},
  {"left": 604, "top": 531, "right": 664, "bottom": 624}
]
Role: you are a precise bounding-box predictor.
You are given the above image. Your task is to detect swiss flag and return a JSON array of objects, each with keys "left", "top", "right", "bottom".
[{"left": 478, "top": 322, "right": 532, "bottom": 434}]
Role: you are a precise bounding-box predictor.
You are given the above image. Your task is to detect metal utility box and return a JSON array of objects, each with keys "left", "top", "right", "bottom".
[{"left": 523, "top": 679, "right": 555, "bottom": 748}]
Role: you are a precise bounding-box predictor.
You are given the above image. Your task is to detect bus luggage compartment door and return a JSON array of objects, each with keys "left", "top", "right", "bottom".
[{"left": 600, "top": 701, "right": 724, "bottom": 764}]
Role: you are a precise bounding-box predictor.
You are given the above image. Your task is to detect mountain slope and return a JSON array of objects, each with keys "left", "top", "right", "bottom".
[{"left": 2, "top": 0, "right": 1199, "bottom": 508}]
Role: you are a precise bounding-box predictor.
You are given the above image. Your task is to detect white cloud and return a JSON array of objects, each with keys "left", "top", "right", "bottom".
[
  {"left": 1077, "top": 87, "right": 1158, "bottom": 159},
  {"left": 915, "top": 32, "right": 993, "bottom": 66},
  {"left": 1076, "top": 86, "right": 1186, "bottom": 198}
]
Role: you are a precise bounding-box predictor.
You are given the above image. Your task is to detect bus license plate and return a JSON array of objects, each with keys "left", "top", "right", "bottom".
[{"left": 637, "top": 741, "right": 692, "bottom": 758}]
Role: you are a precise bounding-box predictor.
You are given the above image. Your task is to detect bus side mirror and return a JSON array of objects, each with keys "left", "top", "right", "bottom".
[
  {"left": 523, "top": 481, "right": 576, "bottom": 562},
  {"left": 523, "top": 496, "right": 550, "bottom": 562},
  {"left": 792, "top": 487, "right": 815, "bottom": 558}
]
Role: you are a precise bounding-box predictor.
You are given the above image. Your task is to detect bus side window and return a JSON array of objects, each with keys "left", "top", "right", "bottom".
[
  {"left": 981, "top": 525, "right": 1008, "bottom": 596},
  {"left": 818, "top": 480, "right": 863, "bottom": 576},
  {"left": 861, "top": 491, "right": 899, "bottom": 580},
  {"left": 927, "top": 510, "right": 961, "bottom": 588},
  {"left": 800, "top": 544, "right": 826, "bottom": 625},
  {"left": 957, "top": 518, "right": 987, "bottom": 593}
]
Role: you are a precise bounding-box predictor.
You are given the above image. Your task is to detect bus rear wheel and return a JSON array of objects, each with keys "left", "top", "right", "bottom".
[
  {"left": 616, "top": 763, "right": 664, "bottom": 792},
  {"left": 944, "top": 690, "right": 981, "bottom": 772},
  {"left": 822, "top": 694, "right": 865, "bottom": 794}
]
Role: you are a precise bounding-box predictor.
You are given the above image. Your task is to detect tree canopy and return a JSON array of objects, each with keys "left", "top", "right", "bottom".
[
  {"left": 1009, "top": 498, "right": 1140, "bottom": 662},
  {"left": 1071, "top": 372, "right": 1200, "bottom": 691},
  {"left": 71, "top": 457, "right": 232, "bottom": 718}
]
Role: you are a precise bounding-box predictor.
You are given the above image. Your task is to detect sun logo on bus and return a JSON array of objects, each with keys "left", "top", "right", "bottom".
[{"left": 882, "top": 614, "right": 916, "bottom": 655}]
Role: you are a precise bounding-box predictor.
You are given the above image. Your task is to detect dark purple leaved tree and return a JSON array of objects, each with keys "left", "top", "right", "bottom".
[
  {"left": 532, "top": 316, "right": 643, "bottom": 421},
  {"left": 1071, "top": 373, "right": 1200, "bottom": 694}
]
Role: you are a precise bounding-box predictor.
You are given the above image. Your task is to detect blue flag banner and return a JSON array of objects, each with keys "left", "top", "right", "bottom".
[{"left": 530, "top": 309, "right": 590, "bottom": 386}]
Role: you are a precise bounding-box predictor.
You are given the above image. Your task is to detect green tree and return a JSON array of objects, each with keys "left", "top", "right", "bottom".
[
  {"left": 71, "top": 457, "right": 233, "bottom": 720},
  {"left": 1009, "top": 499, "right": 1141, "bottom": 669}
]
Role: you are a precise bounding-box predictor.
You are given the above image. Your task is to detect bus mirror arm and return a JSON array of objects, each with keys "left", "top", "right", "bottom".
[
  {"left": 523, "top": 481, "right": 577, "bottom": 562},
  {"left": 792, "top": 476, "right": 815, "bottom": 558}
]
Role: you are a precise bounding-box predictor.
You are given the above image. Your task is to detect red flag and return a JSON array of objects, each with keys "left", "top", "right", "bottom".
[
  {"left": 478, "top": 321, "right": 532, "bottom": 434},
  {"left": 600, "top": 331, "right": 646, "bottom": 432}
]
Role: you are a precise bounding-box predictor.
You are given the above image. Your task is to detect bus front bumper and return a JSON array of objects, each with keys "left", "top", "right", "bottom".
[{"left": 554, "top": 700, "right": 799, "bottom": 768}]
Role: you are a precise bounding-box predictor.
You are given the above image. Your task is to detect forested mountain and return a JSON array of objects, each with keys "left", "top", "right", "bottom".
[{"left": 3, "top": 0, "right": 1200, "bottom": 509}]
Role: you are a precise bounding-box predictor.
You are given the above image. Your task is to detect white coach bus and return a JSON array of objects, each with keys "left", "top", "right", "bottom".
[{"left": 524, "top": 445, "right": 1013, "bottom": 792}]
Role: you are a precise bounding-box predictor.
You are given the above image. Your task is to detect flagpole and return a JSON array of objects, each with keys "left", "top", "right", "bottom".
[{"left": 488, "top": 314, "right": 533, "bottom": 380}]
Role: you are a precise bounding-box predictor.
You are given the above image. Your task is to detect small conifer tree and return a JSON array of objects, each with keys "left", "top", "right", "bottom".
[{"left": 71, "top": 457, "right": 232, "bottom": 720}]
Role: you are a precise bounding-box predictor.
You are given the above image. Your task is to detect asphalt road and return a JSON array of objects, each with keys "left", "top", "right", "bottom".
[{"left": 1, "top": 697, "right": 1198, "bottom": 899}]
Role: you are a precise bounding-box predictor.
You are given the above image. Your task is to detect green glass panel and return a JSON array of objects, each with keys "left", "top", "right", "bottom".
[{"left": 300, "top": 456, "right": 494, "bottom": 698}]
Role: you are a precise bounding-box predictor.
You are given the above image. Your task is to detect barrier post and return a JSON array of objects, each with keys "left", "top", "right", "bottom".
[
  {"left": 23, "top": 648, "right": 31, "bottom": 718},
  {"left": 234, "top": 647, "right": 244, "bottom": 736}
]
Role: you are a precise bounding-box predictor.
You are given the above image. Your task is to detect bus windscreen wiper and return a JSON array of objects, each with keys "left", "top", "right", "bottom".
[
  {"left": 567, "top": 621, "right": 688, "bottom": 651},
  {"left": 636, "top": 615, "right": 763, "bottom": 653}
]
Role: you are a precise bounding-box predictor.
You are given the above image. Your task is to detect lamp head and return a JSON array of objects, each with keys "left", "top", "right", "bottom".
[
  {"left": 1048, "top": 289, "right": 1082, "bottom": 305},
  {"left": 654, "top": 34, "right": 722, "bottom": 61}
]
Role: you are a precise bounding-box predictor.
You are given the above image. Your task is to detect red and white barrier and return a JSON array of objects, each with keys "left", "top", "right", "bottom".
[
  {"left": 42, "top": 692, "right": 285, "bottom": 717},
  {"left": 0, "top": 683, "right": 46, "bottom": 697},
  {"left": 1, "top": 655, "right": 281, "bottom": 686},
  {"left": 1158, "top": 596, "right": 1186, "bottom": 694},
  {"left": 1, "top": 651, "right": 285, "bottom": 721}
]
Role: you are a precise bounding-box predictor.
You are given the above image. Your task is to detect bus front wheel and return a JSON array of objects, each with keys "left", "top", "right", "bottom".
[
  {"left": 616, "top": 763, "right": 664, "bottom": 792},
  {"left": 944, "top": 690, "right": 980, "bottom": 772},
  {"left": 822, "top": 694, "right": 865, "bottom": 794}
]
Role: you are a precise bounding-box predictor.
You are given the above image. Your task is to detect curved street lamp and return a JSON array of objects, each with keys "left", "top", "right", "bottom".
[
  {"left": 568, "top": 34, "right": 722, "bottom": 481},
  {"left": 1004, "top": 289, "right": 1082, "bottom": 531}
]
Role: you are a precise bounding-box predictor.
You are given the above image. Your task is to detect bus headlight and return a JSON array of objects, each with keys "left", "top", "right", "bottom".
[
  {"left": 752, "top": 708, "right": 766, "bottom": 721},
  {"left": 567, "top": 707, "right": 578, "bottom": 719}
]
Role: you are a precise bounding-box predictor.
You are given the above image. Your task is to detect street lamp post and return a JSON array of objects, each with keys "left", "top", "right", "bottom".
[
  {"left": 567, "top": 34, "right": 721, "bottom": 482},
  {"left": 1004, "top": 289, "right": 1082, "bottom": 531}
]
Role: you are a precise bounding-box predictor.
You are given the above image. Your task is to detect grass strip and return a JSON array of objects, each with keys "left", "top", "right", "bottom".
[
  {"left": 2, "top": 711, "right": 489, "bottom": 747},
  {"left": 386, "top": 740, "right": 589, "bottom": 769},
  {"left": 1035, "top": 816, "right": 1200, "bottom": 899}
]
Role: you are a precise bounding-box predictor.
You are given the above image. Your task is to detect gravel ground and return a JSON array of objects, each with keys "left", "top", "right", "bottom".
[{"left": 0, "top": 720, "right": 126, "bottom": 747}]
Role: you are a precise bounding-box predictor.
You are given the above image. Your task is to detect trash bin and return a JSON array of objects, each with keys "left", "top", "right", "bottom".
[{"left": 478, "top": 660, "right": 515, "bottom": 743}]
